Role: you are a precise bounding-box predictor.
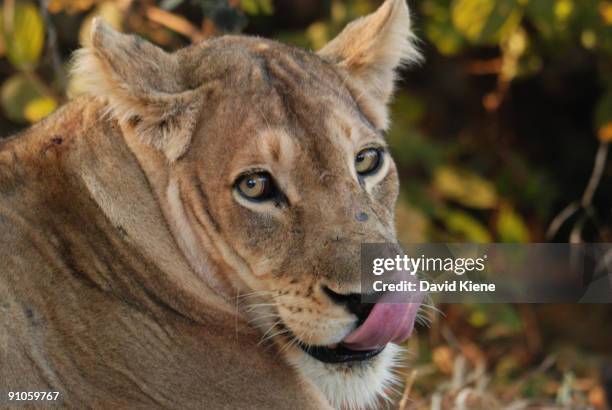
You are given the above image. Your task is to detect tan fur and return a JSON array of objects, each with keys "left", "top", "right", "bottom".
[{"left": 0, "top": 1, "right": 419, "bottom": 408}]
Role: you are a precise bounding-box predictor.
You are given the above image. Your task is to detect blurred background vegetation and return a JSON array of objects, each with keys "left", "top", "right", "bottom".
[{"left": 0, "top": 0, "right": 611, "bottom": 408}]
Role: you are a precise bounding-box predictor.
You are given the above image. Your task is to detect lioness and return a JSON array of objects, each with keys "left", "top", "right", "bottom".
[{"left": 0, "top": 0, "right": 422, "bottom": 408}]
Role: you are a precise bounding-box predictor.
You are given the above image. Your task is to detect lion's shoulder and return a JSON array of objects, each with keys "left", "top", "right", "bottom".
[
  {"left": 1, "top": 96, "right": 105, "bottom": 156},
  {"left": 0, "top": 97, "right": 107, "bottom": 199}
]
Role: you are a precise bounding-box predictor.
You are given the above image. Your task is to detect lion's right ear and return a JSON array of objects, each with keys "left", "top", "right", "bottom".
[
  {"left": 72, "top": 19, "right": 201, "bottom": 162},
  {"left": 318, "top": 0, "right": 420, "bottom": 130}
]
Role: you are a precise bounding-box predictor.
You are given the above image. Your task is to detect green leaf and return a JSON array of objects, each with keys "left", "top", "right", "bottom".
[
  {"left": 0, "top": 74, "right": 44, "bottom": 123},
  {"left": 441, "top": 209, "right": 492, "bottom": 242},
  {"left": 421, "top": 0, "right": 466, "bottom": 55},
  {"left": 434, "top": 166, "right": 498, "bottom": 209},
  {"left": 24, "top": 96, "right": 57, "bottom": 123},
  {"left": 0, "top": 2, "right": 45, "bottom": 71},
  {"left": 240, "top": 0, "right": 273, "bottom": 16},
  {"left": 496, "top": 204, "right": 530, "bottom": 242},
  {"left": 425, "top": 18, "right": 465, "bottom": 55},
  {"left": 468, "top": 309, "right": 488, "bottom": 327},
  {"left": 451, "top": 0, "right": 521, "bottom": 44},
  {"left": 307, "top": 22, "right": 330, "bottom": 50}
]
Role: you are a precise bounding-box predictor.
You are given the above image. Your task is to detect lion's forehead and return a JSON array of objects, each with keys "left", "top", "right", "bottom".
[
  {"left": 189, "top": 37, "right": 333, "bottom": 78},
  {"left": 185, "top": 36, "right": 355, "bottom": 109}
]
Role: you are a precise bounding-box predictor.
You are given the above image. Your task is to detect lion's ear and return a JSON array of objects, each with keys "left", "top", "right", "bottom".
[
  {"left": 73, "top": 18, "right": 200, "bottom": 161},
  {"left": 318, "top": 0, "right": 420, "bottom": 128}
]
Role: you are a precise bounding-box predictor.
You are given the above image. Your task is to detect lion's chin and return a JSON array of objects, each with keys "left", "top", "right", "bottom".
[{"left": 286, "top": 342, "right": 403, "bottom": 410}]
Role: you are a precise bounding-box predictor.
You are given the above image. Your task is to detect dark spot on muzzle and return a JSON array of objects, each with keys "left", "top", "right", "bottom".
[{"left": 356, "top": 212, "right": 369, "bottom": 222}]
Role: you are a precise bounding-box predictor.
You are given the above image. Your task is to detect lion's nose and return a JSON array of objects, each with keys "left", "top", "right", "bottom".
[{"left": 322, "top": 286, "right": 376, "bottom": 324}]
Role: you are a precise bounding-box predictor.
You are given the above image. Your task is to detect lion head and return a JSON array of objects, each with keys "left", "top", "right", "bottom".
[{"left": 74, "top": 0, "right": 423, "bottom": 408}]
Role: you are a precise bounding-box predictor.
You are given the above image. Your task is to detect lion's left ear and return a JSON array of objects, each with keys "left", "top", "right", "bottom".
[
  {"left": 318, "top": 0, "right": 420, "bottom": 129},
  {"left": 73, "top": 18, "right": 201, "bottom": 161}
]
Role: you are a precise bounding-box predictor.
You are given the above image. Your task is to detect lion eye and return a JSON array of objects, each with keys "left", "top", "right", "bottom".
[
  {"left": 355, "top": 148, "right": 383, "bottom": 176},
  {"left": 236, "top": 172, "right": 275, "bottom": 201}
]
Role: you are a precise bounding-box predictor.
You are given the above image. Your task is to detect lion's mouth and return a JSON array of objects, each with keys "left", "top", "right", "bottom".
[
  {"left": 279, "top": 322, "right": 386, "bottom": 364},
  {"left": 297, "top": 341, "right": 385, "bottom": 364},
  {"left": 281, "top": 290, "right": 422, "bottom": 364}
]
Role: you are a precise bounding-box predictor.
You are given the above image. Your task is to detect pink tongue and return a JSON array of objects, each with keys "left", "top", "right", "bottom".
[{"left": 342, "top": 296, "right": 421, "bottom": 351}]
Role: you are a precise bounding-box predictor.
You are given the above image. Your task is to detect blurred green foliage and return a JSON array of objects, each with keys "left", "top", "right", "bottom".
[
  {"left": 0, "top": 0, "right": 610, "bottom": 244},
  {"left": 1, "top": 2, "right": 45, "bottom": 70}
]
